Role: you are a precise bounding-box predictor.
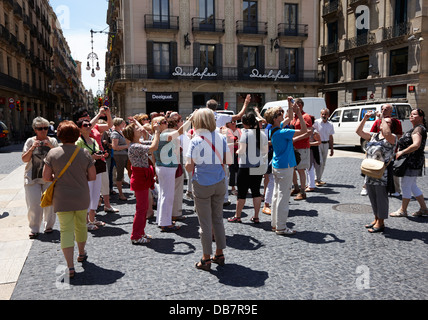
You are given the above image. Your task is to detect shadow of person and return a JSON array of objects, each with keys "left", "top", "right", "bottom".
[
  {"left": 293, "top": 230, "right": 345, "bottom": 244},
  {"left": 147, "top": 238, "right": 196, "bottom": 255},
  {"left": 210, "top": 263, "right": 268, "bottom": 288},
  {"left": 226, "top": 234, "right": 264, "bottom": 251},
  {"left": 71, "top": 261, "right": 125, "bottom": 286}
]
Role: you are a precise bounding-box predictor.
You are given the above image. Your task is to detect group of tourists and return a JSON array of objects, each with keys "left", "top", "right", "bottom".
[{"left": 21, "top": 96, "right": 427, "bottom": 276}]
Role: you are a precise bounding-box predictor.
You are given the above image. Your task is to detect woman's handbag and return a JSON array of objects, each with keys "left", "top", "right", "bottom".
[
  {"left": 392, "top": 156, "right": 408, "bottom": 177},
  {"left": 40, "top": 147, "right": 80, "bottom": 208},
  {"left": 361, "top": 157, "right": 392, "bottom": 179}
]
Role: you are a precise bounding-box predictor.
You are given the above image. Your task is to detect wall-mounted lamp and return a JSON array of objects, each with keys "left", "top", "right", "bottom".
[
  {"left": 270, "top": 37, "right": 280, "bottom": 51},
  {"left": 184, "top": 33, "right": 191, "bottom": 48}
]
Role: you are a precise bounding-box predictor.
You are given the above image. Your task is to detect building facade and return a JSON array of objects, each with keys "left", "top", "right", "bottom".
[
  {"left": 319, "top": 0, "right": 428, "bottom": 112},
  {"left": 106, "top": 0, "right": 323, "bottom": 117},
  {"left": 0, "top": 0, "right": 90, "bottom": 141}
]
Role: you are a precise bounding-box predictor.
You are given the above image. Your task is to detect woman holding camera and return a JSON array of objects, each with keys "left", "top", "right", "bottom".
[
  {"left": 22, "top": 117, "right": 59, "bottom": 238},
  {"left": 356, "top": 111, "right": 397, "bottom": 233},
  {"left": 76, "top": 119, "right": 108, "bottom": 230}
]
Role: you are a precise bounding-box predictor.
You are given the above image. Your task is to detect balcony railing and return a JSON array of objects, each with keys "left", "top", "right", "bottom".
[
  {"left": 236, "top": 20, "right": 267, "bottom": 35},
  {"left": 278, "top": 23, "right": 308, "bottom": 37},
  {"left": 383, "top": 22, "right": 410, "bottom": 41},
  {"left": 192, "top": 17, "right": 225, "bottom": 33},
  {"left": 323, "top": 0, "right": 339, "bottom": 17},
  {"left": 110, "top": 65, "right": 323, "bottom": 83},
  {"left": 321, "top": 42, "right": 338, "bottom": 56},
  {"left": 345, "top": 32, "right": 376, "bottom": 50},
  {"left": 144, "top": 14, "right": 179, "bottom": 30}
]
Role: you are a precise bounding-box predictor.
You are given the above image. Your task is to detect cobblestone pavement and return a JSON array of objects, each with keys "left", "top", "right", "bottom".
[{"left": 10, "top": 156, "right": 428, "bottom": 301}]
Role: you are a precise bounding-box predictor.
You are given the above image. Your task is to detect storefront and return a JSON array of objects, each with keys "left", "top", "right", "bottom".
[{"left": 146, "top": 92, "right": 179, "bottom": 115}]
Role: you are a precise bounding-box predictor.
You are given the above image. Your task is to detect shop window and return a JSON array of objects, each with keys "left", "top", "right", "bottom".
[{"left": 236, "top": 93, "right": 264, "bottom": 113}]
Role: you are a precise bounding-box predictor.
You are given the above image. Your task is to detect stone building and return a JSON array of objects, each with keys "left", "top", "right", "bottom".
[
  {"left": 0, "top": 0, "right": 89, "bottom": 140},
  {"left": 106, "top": 0, "right": 323, "bottom": 117},
  {"left": 319, "top": 0, "right": 427, "bottom": 113}
]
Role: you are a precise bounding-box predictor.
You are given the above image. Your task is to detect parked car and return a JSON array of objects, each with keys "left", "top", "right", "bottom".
[
  {"left": 0, "top": 121, "right": 10, "bottom": 147},
  {"left": 329, "top": 101, "right": 413, "bottom": 151}
]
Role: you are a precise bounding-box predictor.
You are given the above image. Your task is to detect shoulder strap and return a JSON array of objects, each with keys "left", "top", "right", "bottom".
[{"left": 56, "top": 147, "right": 81, "bottom": 180}]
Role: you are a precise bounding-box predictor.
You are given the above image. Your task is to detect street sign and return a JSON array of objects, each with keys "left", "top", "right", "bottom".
[
  {"left": 9, "top": 104, "right": 15, "bottom": 109},
  {"left": 9, "top": 98, "right": 14, "bottom": 104}
]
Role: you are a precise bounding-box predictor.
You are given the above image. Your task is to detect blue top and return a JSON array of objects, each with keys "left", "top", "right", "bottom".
[
  {"left": 271, "top": 122, "right": 296, "bottom": 169},
  {"left": 185, "top": 131, "right": 226, "bottom": 186}
]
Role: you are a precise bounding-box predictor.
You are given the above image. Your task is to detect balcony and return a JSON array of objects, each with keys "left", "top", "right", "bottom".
[
  {"left": 345, "top": 32, "right": 376, "bottom": 51},
  {"left": 382, "top": 22, "right": 410, "bottom": 45},
  {"left": 192, "top": 17, "right": 225, "bottom": 33},
  {"left": 110, "top": 64, "right": 323, "bottom": 83},
  {"left": 144, "top": 15, "right": 179, "bottom": 31},
  {"left": 236, "top": 21, "right": 267, "bottom": 35},
  {"left": 322, "top": 0, "right": 340, "bottom": 20},
  {"left": 278, "top": 23, "right": 308, "bottom": 38},
  {"left": 320, "top": 42, "right": 339, "bottom": 57}
]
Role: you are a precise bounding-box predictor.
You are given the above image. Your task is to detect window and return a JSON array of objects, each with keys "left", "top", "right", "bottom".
[
  {"left": 328, "top": 62, "right": 339, "bottom": 83},
  {"left": 242, "top": 46, "right": 258, "bottom": 76},
  {"left": 284, "top": 3, "right": 298, "bottom": 35},
  {"left": 243, "top": 1, "right": 258, "bottom": 32},
  {"left": 152, "top": 0, "right": 169, "bottom": 28},
  {"left": 354, "top": 56, "right": 369, "bottom": 80},
  {"left": 353, "top": 88, "right": 367, "bottom": 101},
  {"left": 153, "top": 43, "right": 170, "bottom": 77},
  {"left": 330, "top": 110, "right": 342, "bottom": 123},
  {"left": 360, "top": 108, "right": 376, "bottom": 121},
  {"left": 199, "top": 44, "right": 216, "bottom": 72},
  {"left": 396, "top": 104, "right": 412, "bottom": 120},
  {"left": 342, "top": 109, "right": 359, "bottom": 122},
  {"left": 390, "top": 48, "right": 408, "bottom": 76},
  {"left": 199, "top": 0, "right": 215, "bottom": 30},
  {"left": 193, "top": 92, "right": 223, "bottom": 110},
  {"left": 283, "top": 48, "right": 297, "bottom": 76}
]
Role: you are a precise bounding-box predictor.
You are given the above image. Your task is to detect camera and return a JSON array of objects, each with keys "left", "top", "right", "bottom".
[{"left": 96, "top": 150, "right": 104, "bottom": 155}]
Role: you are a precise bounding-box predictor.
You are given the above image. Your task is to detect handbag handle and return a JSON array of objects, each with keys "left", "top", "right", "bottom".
[{"left": 55, "top": 147, "right": 81, "bottom": 181}]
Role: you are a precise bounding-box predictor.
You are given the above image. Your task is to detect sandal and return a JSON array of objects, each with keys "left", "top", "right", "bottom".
[
  {"left": 250, "top": 217, "right": 260, "bottom": 224},
  {"left": 44, "top": 228, "right": 53, "bottom": 234},
  {"left": 195, "top": 258, "right": 211, "bottom": 271},
  {"left": 161, "top": 225, "right": 180, "bottom": 232},
  {"left": 211, "top": 254, "right": 225, "bottom": 266},
  {"left": 77, "top": 252, "right": 88, "bottom": 263},
  {"left": 227, "top": 216, "right": 242, "bottom": 223},
  {"left": 131, "top": 237, "right": 151, "bottom": 245},
  {"left": 87, "top": 222, "right": 99, "bottom": 230},
  {"left": 389, "top": 209, "right": 407, "bottom": 217},
  {"left": 368, "top": 225, "right": 385, "bottom": 233},
  {"left": 365, "top": 222, "right": 376, "bottom": 229},
  {"left": 29, "top": 232, "right": 39, "bottom": 239},
  {"left": 412, "top": 209, "right": 428, "bottom": 217},
  {"left": 68, "top": 268, "right": 75, "bottom": 279}
]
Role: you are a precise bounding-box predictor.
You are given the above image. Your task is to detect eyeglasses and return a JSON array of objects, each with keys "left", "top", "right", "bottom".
[
  {"left": 82, "top": 123, "right": 91, "bottom": 128},
  {"left": 35, "top": 127, "right": 49, "bottom": 131},
  {"left": 158, "top": 120, "right": 167, "bottom": 125}
]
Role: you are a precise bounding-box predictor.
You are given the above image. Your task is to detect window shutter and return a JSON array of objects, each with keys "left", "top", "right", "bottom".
[
  {"left": 170, "top": 41, "right": 178, "bottom": 75},
  {"left": 147, "top": 40, "right": 154, "bottom": 78},
  {"left": 215, "top": 43, "right": 222, "bottom": 79},
  {"left": 258, "top": 45, "right": 265, "bottom": 74},
  {"left": 237, "top": 45, "right": 244, "bottom": 78},
  {"left": 193, "top": 42, "right": 200, "bottom": 68}
]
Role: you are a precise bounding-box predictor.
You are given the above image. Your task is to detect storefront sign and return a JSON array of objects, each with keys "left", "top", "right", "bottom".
[
  {"left": 146, "top": 92, "right": 178, "bottom": 102},
  {"left": 172, "top": 67, "right": 217, "bottom": 80},
  {"left": 249, "top": 69, "right": 290, "bottom": 81}
]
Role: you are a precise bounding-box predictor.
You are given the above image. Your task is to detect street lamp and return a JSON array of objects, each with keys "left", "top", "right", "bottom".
[{"left": 87, "top": 29, "right": 104, "bottom": 77}]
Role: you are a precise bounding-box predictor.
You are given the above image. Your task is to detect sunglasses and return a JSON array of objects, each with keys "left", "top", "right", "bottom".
[
  {"left": 82, "top": 123, "right": 91, "bottom": 128},
  {"left": 36, "top": 127, "right": 49, "bottom": 131}
]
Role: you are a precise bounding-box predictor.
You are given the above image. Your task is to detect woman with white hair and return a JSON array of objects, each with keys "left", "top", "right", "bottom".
[{"left": 22, "top": 117, "right": 59, "bottom": 238}]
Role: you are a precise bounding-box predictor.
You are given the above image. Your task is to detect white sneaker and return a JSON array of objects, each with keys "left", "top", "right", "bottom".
[
  {"left": 391, "top": 192, "right": 401, "bottom": 197},
  {"left": 360, "top": 188, "right": 367, "bottom": 196},
  {"left": 276, "top": 228, "right": 297, "bottom": 235}
]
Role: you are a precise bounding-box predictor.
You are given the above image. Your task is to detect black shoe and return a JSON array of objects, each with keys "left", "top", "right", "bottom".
[{"left": 368, "top": 225, "right": 385, "bottom": 233}]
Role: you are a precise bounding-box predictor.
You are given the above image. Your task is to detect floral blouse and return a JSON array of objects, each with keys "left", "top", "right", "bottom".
[
  {"left": 365, "top": 132, "right": 397, "bottom": 186},
  {"left": 128, "top": 142, "right": 151, "bottom": 168}
]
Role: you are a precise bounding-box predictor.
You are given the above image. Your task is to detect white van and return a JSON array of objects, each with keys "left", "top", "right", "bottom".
[
  {"left": 260, "top": 97, "right": 327, "bottom": 119},
  {"left": 329, "top": 101, "right": 413, "bottom": 151}
]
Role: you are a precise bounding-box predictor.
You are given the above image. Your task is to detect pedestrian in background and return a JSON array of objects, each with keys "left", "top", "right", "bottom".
[
  {"left": 123, "top": 118, "right": 160, "bottom": 245},
  {"left": 111, "top": 117, "right": 129, "bottom": 201},
  {"left": 22, "top": 117, "right": 59, "bottom": 239},
  {"left": 357, "top": 111, "right": 397, "bottom": 233},
  {"left": 228, "top": 112, "right": 268, "bottom": 224},
  {"left": 390, "top": 108, "right": 427, "bottom": 217},
  {"left": 264, "top": 98, "right": 308, "bottom": 235},
  {"left": 185, "top": 108, "right": 227, "bottom": 271},
  {"left": 43, "top": 120, "right": 96, "bottom": 278},
  {"left": 76, "top": 119, "right": 108, "bottom": 231}
]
